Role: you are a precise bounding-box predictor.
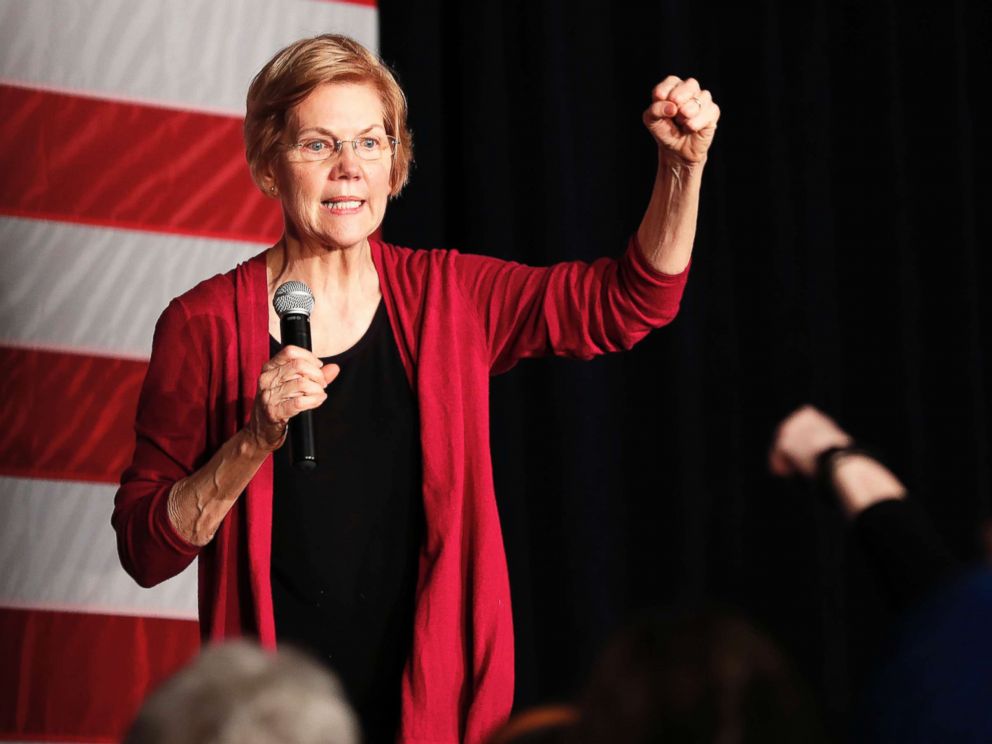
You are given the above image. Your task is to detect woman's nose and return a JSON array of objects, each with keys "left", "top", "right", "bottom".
[{"left": 331, "top": 142, "right": 362, "bottom": 178}]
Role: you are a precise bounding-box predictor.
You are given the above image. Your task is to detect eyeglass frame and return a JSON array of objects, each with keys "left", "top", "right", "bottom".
[{"left": 284, "top": 134, "right": 400, "bottom": 163}]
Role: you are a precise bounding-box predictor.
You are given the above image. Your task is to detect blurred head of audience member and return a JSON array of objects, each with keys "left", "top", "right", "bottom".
[
  {"left": 570, "top": 608, "right": 826, "bottom": 744},
  {"left": 485, "top": 704, "right": 578, "bottom": 744},
  {"left": 123, "top": 641, "right": 359, "bottom": 744}
]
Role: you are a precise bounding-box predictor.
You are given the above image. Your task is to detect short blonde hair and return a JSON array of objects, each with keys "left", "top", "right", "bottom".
[
  {"left": 123, "top": 641, "right": 358, "bottom": 744},
  {"left": 244, "top": 34, "right": 413, "bottom": 197}
]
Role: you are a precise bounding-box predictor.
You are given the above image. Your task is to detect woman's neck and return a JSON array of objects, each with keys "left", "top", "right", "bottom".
[
  {"left": 266, "top": 234, "right": 382, "bottom": 356},
  {"left": 269, "top": 235, "right": 378, "bottom": 300}
]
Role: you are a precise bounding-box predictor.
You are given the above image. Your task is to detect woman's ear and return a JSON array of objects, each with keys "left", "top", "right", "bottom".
[
  {"left": 256, "top": 160, "right": 279, "bottom": 198},
  {"left": 263, "top": 175, "right": 279, "bottom": 198}
]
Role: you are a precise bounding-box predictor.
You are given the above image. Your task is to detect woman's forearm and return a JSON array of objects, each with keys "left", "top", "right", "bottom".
[
  {"left": 167, "top": 428, "right": 272, "bottom": 547},
  {"left": 635, "top": 153, "right": 705, "bottom": 275},
  {"left": 165, "top": 340, "right": 334, "bottom": 548}
]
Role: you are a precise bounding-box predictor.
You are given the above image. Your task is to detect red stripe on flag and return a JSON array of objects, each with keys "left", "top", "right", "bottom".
[
  {"left": 0, "top": 346, "right": 146, "bottom": 484},
  {"left": 0, "top": 606, "right": 199, "bottom": 742},
  {"left": 0, "top": 736, "right": 114, "bottom": 743},
  {"left": 0, "top": 84, "right": 282, "bottom": 245},
  {"left": 0, "top": 729, "right": 117, "bottom": 742}
]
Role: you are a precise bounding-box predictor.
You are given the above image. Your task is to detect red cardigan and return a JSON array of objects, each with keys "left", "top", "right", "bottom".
[{"left": 113, "top": 234, "right": 688, "bottom": 743}]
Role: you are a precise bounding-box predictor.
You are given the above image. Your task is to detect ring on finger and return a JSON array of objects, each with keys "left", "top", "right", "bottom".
[{"left": 691, "top": 96, "right": 703, "bottom": 109}]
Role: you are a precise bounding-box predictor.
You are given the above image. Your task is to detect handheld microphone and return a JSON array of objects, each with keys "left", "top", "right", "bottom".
[{"left": 273, "top": 281, "right": 317, "bottom": 471}]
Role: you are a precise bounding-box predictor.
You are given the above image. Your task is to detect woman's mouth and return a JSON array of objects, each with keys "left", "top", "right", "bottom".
[{"left": 321, "top": 199, "right": 364, "bottom": 214}]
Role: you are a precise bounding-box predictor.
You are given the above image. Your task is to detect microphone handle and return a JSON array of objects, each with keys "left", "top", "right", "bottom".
[{"left": 280, "top": 313, "right": 317, "bottom": 471}]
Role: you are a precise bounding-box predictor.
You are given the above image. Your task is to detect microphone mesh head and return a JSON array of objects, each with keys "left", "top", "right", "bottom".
[{"left": 273, "top": 281, "right": 315, "bottom": 318}]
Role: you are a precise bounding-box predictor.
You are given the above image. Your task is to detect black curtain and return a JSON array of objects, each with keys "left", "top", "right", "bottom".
[{"left": 377, "top": 0, "right": 992, "bottom": 734}]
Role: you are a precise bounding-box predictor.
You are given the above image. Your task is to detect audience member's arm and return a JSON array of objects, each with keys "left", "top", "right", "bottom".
[
  {"left": 769, "top": 405, "right": 905, "bottom": 516},
  {"left": 770, "top": 405, "right": 960, "bottom": 612}
]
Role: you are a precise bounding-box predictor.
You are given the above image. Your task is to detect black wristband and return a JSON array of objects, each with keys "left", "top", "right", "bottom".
[{"left": 815, "top": 444, "right": 876, "bottom": 497}]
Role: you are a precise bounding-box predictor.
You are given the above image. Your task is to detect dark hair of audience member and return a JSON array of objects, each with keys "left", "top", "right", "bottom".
[{"left": 570, "top": 607, "right": 827, "bottom": 744}]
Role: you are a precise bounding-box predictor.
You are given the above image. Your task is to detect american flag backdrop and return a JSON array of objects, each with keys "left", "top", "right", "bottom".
[{"left": 0, "top": 2, "right": 378, "bottom": 741}]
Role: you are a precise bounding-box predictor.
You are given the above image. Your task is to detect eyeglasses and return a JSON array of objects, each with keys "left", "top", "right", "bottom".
[{"left": 285, "top": 135, "right": 399, "bottom": 163}]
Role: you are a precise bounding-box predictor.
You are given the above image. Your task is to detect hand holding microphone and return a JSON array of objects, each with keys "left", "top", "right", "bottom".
[{"left": 247, "top": 281, "right": 338, "bottom": 468}]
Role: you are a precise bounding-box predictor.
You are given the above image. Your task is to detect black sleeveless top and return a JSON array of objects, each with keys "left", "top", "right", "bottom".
[{"left": 270, "top": 300, "right": 424, "bottom": 743}]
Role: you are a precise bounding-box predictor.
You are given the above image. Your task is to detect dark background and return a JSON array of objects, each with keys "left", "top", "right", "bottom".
[{"left": 377, "top": 0, "right": 991, "bottom": 735}]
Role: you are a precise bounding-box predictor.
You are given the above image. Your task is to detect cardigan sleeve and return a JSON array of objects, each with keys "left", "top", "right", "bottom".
[
  {"left": 451, "top": 233, "right": 690, "bottom": 374},
  {"left": 112, "top": 297, "right": 206, "bottom": 587},
  {"left": 851, "top": 498, "right": 962, "bottom": 613}
]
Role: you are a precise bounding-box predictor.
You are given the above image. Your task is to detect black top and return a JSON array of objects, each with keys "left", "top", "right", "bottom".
[{"left": 270, "top": 300, "right": 424, "bottom": 744}]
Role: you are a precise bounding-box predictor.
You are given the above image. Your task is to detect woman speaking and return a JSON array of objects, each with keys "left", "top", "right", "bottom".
[{"left": 113, "top": 34, "right": 719, "bottom": 744}]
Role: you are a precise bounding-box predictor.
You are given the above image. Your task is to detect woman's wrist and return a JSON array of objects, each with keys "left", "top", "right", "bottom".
[
  {"left": 658, "top": 146, "right": 707, "bottom": 174},
  {"left": 241, "top": 422, "right": 285, "bottom": 457}
]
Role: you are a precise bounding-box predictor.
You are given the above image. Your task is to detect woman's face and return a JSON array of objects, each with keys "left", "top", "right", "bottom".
[{"left": 270, "top": 82, "right": 393, "bottom": 253}]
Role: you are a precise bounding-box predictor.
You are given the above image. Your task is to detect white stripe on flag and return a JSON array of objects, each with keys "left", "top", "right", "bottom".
[
  {"left": 0, "top": 0, "right": 379, "bottom": 115},
  {"left": 0, "top": 217, "right": 261, "bottom": 359},
  {"left": 0, "top": 476, "right": 198, "bottom": 620}
]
